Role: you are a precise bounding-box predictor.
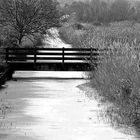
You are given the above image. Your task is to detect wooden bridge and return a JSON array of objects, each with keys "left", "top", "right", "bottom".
[{"left": 3, "top": 47, "right": 99, "bottom": 71}]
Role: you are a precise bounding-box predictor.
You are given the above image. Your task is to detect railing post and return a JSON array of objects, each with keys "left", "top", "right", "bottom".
[
  {"left": 62, "top": 47, "right": 65, "bottom": 70},
  {"left": 90, "top": 47, "right": 93, "bottom": 63},
  {"left": 6, "top": 48, "right": 9, "bottom": 63},
  {"left": 34, "top": 48, "right": 37, "bottom": 69}
]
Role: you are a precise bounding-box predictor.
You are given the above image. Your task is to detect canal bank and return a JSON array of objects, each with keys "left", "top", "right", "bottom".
[{"left": 0, "top": 65, "right": 14, "bottom": 87}]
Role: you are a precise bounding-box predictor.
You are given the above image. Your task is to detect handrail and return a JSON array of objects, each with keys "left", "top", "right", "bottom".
[{"left": 5, "top": 47, "right": 95, "bottom": 51}]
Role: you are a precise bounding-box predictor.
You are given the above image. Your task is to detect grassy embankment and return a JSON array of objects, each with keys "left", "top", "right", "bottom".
[{"left": 59, "top": 21, "right": 140, "bottom": 133}]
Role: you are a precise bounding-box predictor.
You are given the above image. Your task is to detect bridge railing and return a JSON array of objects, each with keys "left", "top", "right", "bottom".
[{"left": 4, "top": 47, "right": 100, "bottom": 64}]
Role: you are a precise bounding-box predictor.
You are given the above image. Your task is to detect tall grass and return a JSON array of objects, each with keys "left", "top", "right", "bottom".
[
  {"left": 91, "top": 43, "right": 140, "bottom": 123},
  {"left": 59, "top": 21, "right": 140, "bottom": 132},
  {"left": 87, "top": 33, "right": 140, "bottom": 132},
  {"left": 72, "top": 23, "right": 140, "bottom": 131}
]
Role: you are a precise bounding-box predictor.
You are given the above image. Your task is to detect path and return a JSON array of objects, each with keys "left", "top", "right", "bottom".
[{"left": 0, "top": 71, "right": 138, "bottom": 140}]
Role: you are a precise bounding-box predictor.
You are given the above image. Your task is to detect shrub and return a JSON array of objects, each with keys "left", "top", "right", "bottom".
[
  {"left": 59, "top": 23, "right": 85, "bottom": 47},
  {"left": 22, "top": 34, "right": 45, "bottom": 48}
]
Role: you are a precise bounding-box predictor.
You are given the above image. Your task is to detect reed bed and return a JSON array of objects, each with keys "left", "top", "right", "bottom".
[
  {"left": 60, "top": 22, "right": 140, "bottom": 132},
  {"left": 86, "top": 25, "right": 140, "bottom": 132}
]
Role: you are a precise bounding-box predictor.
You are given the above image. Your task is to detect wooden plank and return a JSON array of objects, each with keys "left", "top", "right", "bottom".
[
  {"left": 36, "top": 57, "right": 63, "bottom": 60},
  {"left": 6, "top": 51, "right": 99, "bottom": 55},
  {"left": 65, "top": 52, "right": 95, "bottom": 55},
  {"left": 64, "top": 57, "right": 98, "bottom": 60},
  {"left": 8, "top": 61, "right": 90, "bottom": 64},
  {"left": 36, "top": 48, "right": 64, "bottom": 51},
  {"left": 5, "top": 52, "right": 35, "bottom": 55},
  {"left": 7, "top": 57, "right": 35, "bottom": 60},
  {"left": 6, "top": 52, "right": 93, "bottom": 56},
  {"left": 7, "top": 47, "right": 92, "bottom": 51},
  {"left": 63, "top": 48, "right": 96, "bottom": 51},
  {"left": 8, "top": 48, "right": 63, "bottom": 51},
  {"left": 6, "top": 48, "right": 99, "bottom": 54},
  {"left": 64, "top": 57, "right": 88, "bottom": 60},
  {"left": 7, "top": 56, "right": 99, "bottom": 60},
  {"left": 36, "top": 52, "right": 92, "bottom": 56}
]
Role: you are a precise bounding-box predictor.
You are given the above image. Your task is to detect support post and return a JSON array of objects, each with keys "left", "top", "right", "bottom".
[
  {"left": 34, "top": 48, "right": 37, "bottom": 69},
  {"left": 90, "top": 47, "right": 93, "bottom": 63},
  {"left": 89, "top": 47, "right": 93, "bottom": 70},
  {"left": 62, "top": 47, "right": 65, "bottom": 70}
]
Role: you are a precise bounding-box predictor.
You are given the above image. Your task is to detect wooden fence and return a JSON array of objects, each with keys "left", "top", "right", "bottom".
[
  {"left": 0, "top": 47, "right": 102, "bottom": 71},
  {"left": 5, "top": 47, "right": 99, "bottom": 63}
]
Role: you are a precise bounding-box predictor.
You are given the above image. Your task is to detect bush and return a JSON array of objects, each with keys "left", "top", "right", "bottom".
[
  {"left": 22, "top": 34, "right": 45, "bottom": 48},
  {"left": 59, "top": 23, "right": 85, "bottom": 47},
  {"left": 0, "top": 45, "right": 6, "bottom": 64}
]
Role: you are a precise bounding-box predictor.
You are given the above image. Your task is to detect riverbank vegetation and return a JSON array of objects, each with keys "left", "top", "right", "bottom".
[
  {"left": 58, "top": 0, "right": 140, "bottom": 134},
  {"left": 89, "top": 39, "right": 140, "bottom": 130},
  {"left": 67, "top": 22, "right": 140, "bottom": 131}
]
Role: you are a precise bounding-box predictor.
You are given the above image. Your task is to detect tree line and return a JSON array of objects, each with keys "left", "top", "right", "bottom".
[{"left": 61, "top": 0, "right": 140, "bottom": 24}]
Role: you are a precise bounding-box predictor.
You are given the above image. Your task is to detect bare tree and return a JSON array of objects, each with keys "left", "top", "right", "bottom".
[{"left": 0, "top": 0, "right": 60, "bottom": 46}]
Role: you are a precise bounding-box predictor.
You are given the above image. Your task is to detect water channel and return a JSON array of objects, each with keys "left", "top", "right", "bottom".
[{"left": 0, "top": 71, "right": 138, "bottom": 140}]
